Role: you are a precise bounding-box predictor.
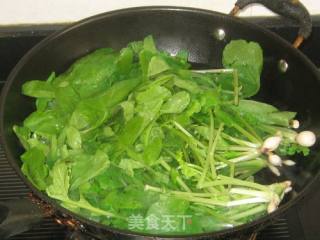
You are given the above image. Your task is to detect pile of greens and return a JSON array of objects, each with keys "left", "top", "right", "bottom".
[{"left": 14, "top": 36, "right": 315, "bottom": 234}]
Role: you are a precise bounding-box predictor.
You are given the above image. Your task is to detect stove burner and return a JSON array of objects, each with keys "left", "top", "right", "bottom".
[{"left": 66, "top": 230, "right": 97, "bottom": 240}]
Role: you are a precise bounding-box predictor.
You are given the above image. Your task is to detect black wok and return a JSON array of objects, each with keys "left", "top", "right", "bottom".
[{"left": 1, "top": 3, "right": 320, "bottom": 240}]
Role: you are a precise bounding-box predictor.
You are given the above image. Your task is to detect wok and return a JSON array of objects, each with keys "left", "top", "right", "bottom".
[{"left": 1, "top": 2, "right": 320, "bottom": 240}]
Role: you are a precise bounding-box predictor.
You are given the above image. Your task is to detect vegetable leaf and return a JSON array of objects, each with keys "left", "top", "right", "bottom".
[
  {"left": 22, "top": 80, "right": 55, "bottom": 98},
  {"left": 70, "top": 150, "right": 110, "bottom": 190},
  {"left": 223, "top": 40, "right": 263, "bottom": 97},
  {"left": 161, "top": 91, "right": 190, "bottom": 114},
  {"left": 21, "top": 147, "right": 49, "bottom": 190}
]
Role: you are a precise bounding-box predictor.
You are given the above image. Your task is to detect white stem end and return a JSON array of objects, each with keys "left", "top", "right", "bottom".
[
  {"left": 261, "top": 136, "right": 282, "bottom": 153},
  {"left": 268, "top": 165, "right": 281, "bottom": 176},
  {"left": 290, "top": 120, "right": 300, "bottom": 129},
  {"left": 296, "top": 131, "right": 316, "bottom": 147},
  {"left": 268, "top": 154, "right": 282, "bottom": 167},
  {"left": 283, "top": 160, "right": 296, "bottom": 166}
]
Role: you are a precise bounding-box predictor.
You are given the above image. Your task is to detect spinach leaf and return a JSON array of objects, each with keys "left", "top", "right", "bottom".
[
  {"left": 36, "top": 98, "right": 51, "bottom": 112},
  {"left": 143, "top": 136, "right": 163, "bottom": 165},
  {"left": 267, "top": 111, "right": 296, "bottom": 127},
  {"left": 230, "top": 100, "right": 296, "bottom": 127},
  {"left": 136, "top": 85, "right": 171, "bottom": 104},
  {"left": 148, "top": 56, "right": 171, "bottom": 77},
  {"left": 70, "top": 100, "right": 108, "bottom": 131},
  {"left": 116, "top": 47, "right": 134, "bottom": 74},
  {"left": 161, "top": 91, "right": 190, "bottom": 114},
  {"left": 13, "top": 125, "right": 31, "bottom": 150},
  {"left": 146, "top": 195, "right": 189, "bottom": 233},
  {"left": 66, "top": 126, "right": 82, "bottom": 149},
  {"left": 143, "top": 35, "right": 158, "bottom": 53},
  {"left": 94, "top": 77, "right": 141, "bottom": 109},
  {"left": 236, "top": 100, "right": 278, "bottom": 114},
  {"left": 70, "top": 78, "right": 140, "bottom": 131},
  {"left": 46, "top": 161, "right": 70, "bottom": 199},
  {"left": 95, "top": 167, "right": 128, "bottom": 191},
  {"left": 22, "top": 80, "right": 55, "bottom": 98},
  {"left": 135, "top": 85, "right": 171, "bottom": 128},
  {"left": 147, "top": 195, "right": 189, "bottom": 217},
  {"left": 70, "top": 150, "right": 110, "bottom": 190},
  {"left": 23, "top": 110, "right": 64, "bottom": 135},
  {"left": 101, "top": 190, "right": 143, "bottom": 210},
  {"left": 173, "top": 77, "right": 201, "bottom": 94},
  {"left": 118, "top": 116, "right": 145, "bottom": 147},
  {"left": 53, "top": 48, "right": 118, "bottom": 98},
  {"left": 21, "top": 147, "right": 49, "bottom": 190},
  {"left": 223, "top": 40, "right": 263, "bottom": 97},
  {"left": 120, "top": 101, "right": 135, "bottom": 123},
  {"left": 118, "top": 158, "right": 145, "bottom": 176},
  {"left": 54, "top": 84, "right": 80, "bottom": 115},
  {"left": 47, "top": 161, "right": 115, "bottom": 218}
]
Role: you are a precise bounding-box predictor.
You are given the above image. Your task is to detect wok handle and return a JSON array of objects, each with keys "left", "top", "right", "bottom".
[
  {"left": 0, "top": 198, "right": 45, "bottom": 239},
  {"left": 230, "top": 0, "right": 312, "bottom": 48}
]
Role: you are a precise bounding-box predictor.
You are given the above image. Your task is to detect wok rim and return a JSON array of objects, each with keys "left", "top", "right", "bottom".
[{"left": 1, "top": 6, "right": 320, "bottom": 239}]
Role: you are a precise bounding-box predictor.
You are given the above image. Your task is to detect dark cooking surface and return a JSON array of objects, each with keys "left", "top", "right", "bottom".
[{"left": 0, "top": 16, "right": 320, "bottom": 240}]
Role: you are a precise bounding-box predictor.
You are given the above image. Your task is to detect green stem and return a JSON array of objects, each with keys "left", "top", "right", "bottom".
[
  {"left": 173, "top": 121, "right": 206, "bottom": 149},
  {"left": 209, "top": 123, "right": 224, "bottom": 179},
  {"left": 226, "top": 107, "right": 263, "bottom": 143},
  {"left": 176, "top": 176, "right": 192, "bottom": 192},
  {"left": 259, "top": 124, "right": 297, "bottom": 141},
  {"left": 215, "top": 155, "right": 235, "bottom": 185},
  {"left": 228, "top": 152, "right": 261, "bottom": 163},
  {"left": 233, "top": 124, "right": 261, "bottom": 144},
  {"left": 229, "top": 204, "right": 267, "bottom": 221},
  {"left": 163, "top": 129, "right": 206, "bottom": 166},
  {"left": 233, "top": 69, "right": 239, "bottom": 105},
  {"left": 198, "top": 120, "right": 222, "bottom": 187},
  {"left": 192, "top": 68, "right": 234, "bottom": 74},
  {"left": 185, "top": 162, "right": 204, "bottom": 172},
  {"left": 215, "top": 152, "right": 261, "bottom": 168},
  {"left": 145, "top": 185, "right": 217, "bottom": 197},
  {"left": 145, "top": 185, "right": 268, "bottom": 208},
  {"left": 221, "top": 132, "right": 260, "bottom": 148},
  {"left": 230, "top": 164, "right": 235, "bottom": 182},
  {"left": 221, "top": 90, "right": 236, "bottom": 95},
  {"left": 216, "top": 146, "right": 258, "bottom": 152},
  {"left": 178, "top": 195, "right": 228, "bottom": 207},
  {"left": 137, "top": 74, "right": 173, "bottom": 91},
  {"left": 59, "top": 198, "right": 122, "bottom": 219},
  {"left": 227, "top": 197, "right": 269, "bottom": 207},
  {"left": 183, "top": 146, "right": 191, "bottom": 163},
  {"left": 229, "top": 188, "right": 271, "bottom": 199},
  {"left": 200, "top": 175, "right": 270, "bottom": 192},
  {"left": 220, "top": 175, "right": 270, "bottom": 192},
  {"left": 192, "top": 68, "right": 239, "bottom": 105},
  {"left": 189, "top": 205, "right": 235, "bottom": 224},
  {"left": 208, "top": 109, "right": 215, "bottom": 159},
  {"left": 206, "top": 186, "right": 222, "bottom": 194},
  {"left": 189, "top": 144, "right": 206, "bottom": 167},
  {"left": 160, "top": 159, "right": 171, "bottom": 171}
]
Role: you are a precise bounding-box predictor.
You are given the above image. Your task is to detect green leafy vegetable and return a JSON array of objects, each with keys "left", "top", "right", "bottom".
[
  {"left": 53, "top": 48, "right": 118, "bottom": 98},
  {"left": 14, "top": 36, "right": 314, "bottom": 235},
  {"left": 161, "top": 91, "right": 190, "bottom": 114},
  {"left": 223, "top": 40, "right": 263, "bottom": 97},
  {"left": 22, "top": 80, "right": 55, "bottom": 98},
  {"left": 21, "top": 147, "right": 49, "bottom": 190},
  {"left": 70, "top": 150, "right": 110, "bottom": 190}
]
